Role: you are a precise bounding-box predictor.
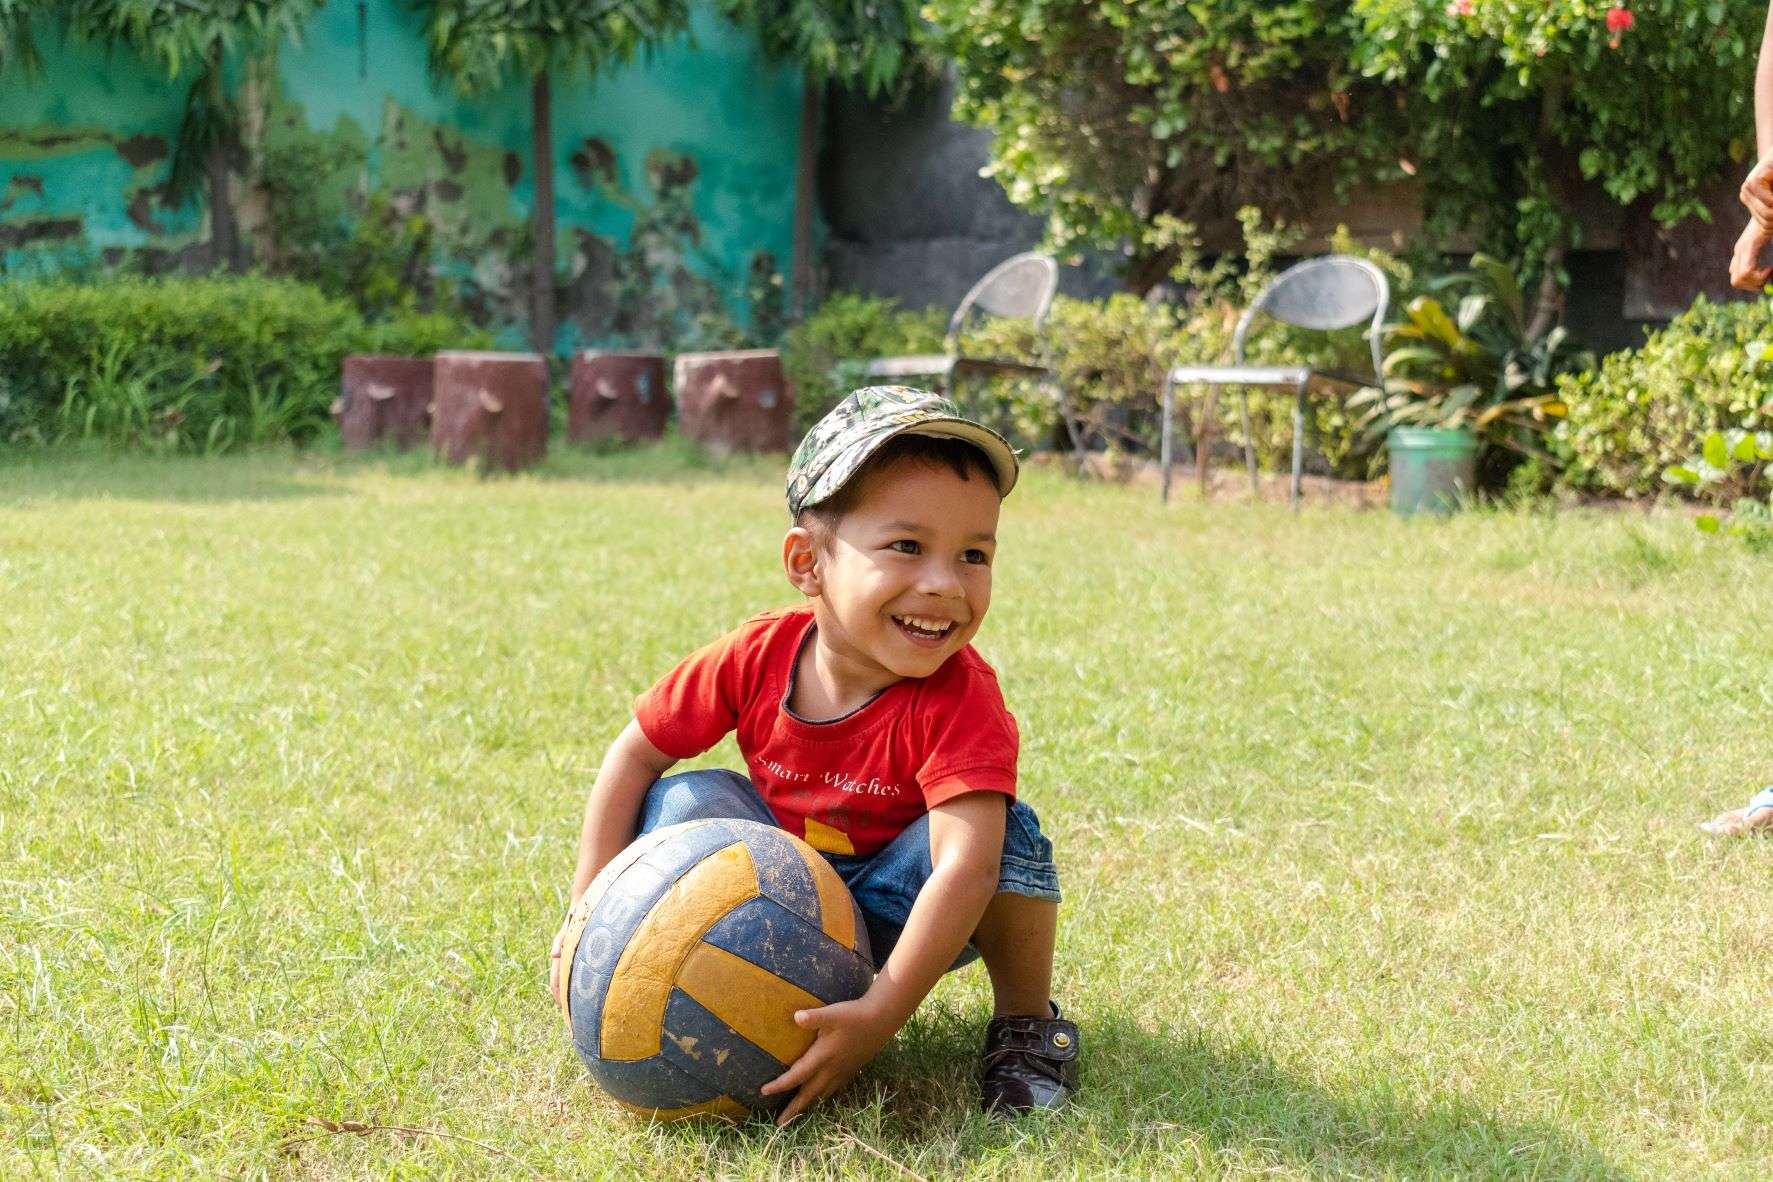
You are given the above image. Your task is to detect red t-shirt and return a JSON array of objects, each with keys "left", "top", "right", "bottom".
[{"left": 634, "top": 606, "right": 1019, "bottom": 857}]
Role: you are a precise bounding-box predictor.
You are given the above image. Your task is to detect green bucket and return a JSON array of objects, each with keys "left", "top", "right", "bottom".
[{"left": 1388, "top": 427, "right": 1477, "bottom": 516}]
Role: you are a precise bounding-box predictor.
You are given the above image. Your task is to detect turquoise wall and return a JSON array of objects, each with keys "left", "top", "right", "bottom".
[{"left": 0, "top": 1, "right": 803, "bottom": 350}]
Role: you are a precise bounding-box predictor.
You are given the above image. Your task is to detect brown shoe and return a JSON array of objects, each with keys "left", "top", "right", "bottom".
[{"left": 979, "top": 1003, "right": 1079, "bottom": 1116}]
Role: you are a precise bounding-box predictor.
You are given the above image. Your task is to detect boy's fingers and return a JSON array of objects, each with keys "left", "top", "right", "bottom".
[
  {"left": 775, "top": 1078, "right": 829, "bottom": 1127},
  {"left": 761, "top": 1052, "right": 819, "bottom": 1096}
]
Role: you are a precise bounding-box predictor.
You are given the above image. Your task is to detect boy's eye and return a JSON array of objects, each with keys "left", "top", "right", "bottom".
[
  {"left": 963, "top": 549, "right": 990, "bottom": 565},
  {"left": 889, "top": 539, "right": 920, "bottom": 555}
]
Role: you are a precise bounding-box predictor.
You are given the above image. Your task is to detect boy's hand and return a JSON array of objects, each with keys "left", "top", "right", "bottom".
[
  {"left": 760, "top": 995, "right": 903, "bottom": 1125},
  {"left": 1731, "top": 219, "right": 1773, "bottom": 291},
  {"left": 548, "top": 918, "right": 570, "bottom": 1013}
]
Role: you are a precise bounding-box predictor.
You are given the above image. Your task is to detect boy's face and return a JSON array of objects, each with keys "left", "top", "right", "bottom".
[{"left": 787, "top": 456, "right": 1001, "bottom": 682}]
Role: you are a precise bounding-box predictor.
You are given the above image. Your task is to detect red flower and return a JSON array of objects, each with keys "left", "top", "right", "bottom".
[
  {"left": 1605, "top": 6, "right": 1634, "bottom": 33},
  {"left": 1445, "top": 0, "right": 1473, "bottom": 15}
]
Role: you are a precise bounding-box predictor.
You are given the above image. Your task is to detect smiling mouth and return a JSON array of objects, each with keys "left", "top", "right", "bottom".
[{"left": 891, "top": 614, "right": 956, "bottom": 646}]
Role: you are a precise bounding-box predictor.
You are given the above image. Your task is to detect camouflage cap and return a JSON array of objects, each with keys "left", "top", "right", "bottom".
[{"left": 785, "top": 385, "right": 1019, "bottom": 517}]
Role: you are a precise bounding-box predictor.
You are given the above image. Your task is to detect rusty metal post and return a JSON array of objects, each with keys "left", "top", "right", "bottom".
[
  {"left": 334, "top": 355, "right": 433, "bottom": 451},
  {"left": 567, "top": 351, "right": 669, "bottom": 444},
  {"left": 672, "top": 349, "right": 794, "bottom": 454},
  {"left": 431, "top": 351, "right": 550, "bottom": 472}
]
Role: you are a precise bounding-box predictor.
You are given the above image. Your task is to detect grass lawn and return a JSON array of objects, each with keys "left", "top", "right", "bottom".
[{"left": 3, "top": 444, "right": 1771, "bottom": 1180}]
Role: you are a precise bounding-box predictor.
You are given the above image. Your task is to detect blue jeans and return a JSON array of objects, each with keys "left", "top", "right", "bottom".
[{"left": 637, "top": 768, "right": 1061, "bottom": 969}]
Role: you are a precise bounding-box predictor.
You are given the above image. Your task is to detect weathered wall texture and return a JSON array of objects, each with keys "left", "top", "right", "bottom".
[{"left": 0, "top": 1, "right": 801, "bottom": 351}]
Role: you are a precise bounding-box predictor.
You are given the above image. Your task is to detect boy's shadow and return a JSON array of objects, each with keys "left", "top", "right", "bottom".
[{"left": 717, "top": 1008, "right": 1627, "bottom": 1179}]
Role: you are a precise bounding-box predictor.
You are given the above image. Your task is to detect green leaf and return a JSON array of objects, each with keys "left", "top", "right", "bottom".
[
  {"left": 1702, "top": 430, "right": 1729, "bottom": 469},
  {"left": 1662, "top": 465, "right": 1700, "bottom": 485},
  {"left": 1697, "top": 514, "right": 1722, "bottom": 533}
]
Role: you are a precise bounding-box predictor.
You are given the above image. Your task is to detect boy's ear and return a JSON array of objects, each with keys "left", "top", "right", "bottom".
[{"left": 782, "top": 526, "right": 822, "bottom": 597}]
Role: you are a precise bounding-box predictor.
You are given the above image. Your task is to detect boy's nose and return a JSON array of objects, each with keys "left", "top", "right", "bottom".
[{"left": 915, "top": 561, "right": 966, "bottom": 600}]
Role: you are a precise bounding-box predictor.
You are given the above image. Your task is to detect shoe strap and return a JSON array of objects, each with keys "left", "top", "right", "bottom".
[{"left": 984, "top": 1016, "right": 1079, "bottom": 1062}]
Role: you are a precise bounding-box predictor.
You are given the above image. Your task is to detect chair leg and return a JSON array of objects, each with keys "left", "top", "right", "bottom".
[
  {"left": 1051, "top": 374, "right": 1087, "bottom": 476},
  {"left": 1237, "top": 390, "right": 1258, "bottom": 499},
  {"left": 1160, "top": 376, "right": 1174, "bottom": 504},
  {"left": 1290, "top": 384, "right": 1307, "bottom": 511},
  {"left": 1195, "top": 390, "right": 1214, "bottom": 502}
]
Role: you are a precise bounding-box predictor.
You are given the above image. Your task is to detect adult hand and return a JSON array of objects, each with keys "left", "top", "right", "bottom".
[
  {"left": 1743, "top": 153, "right": 1773, "bottom": 228},
  {"left": 1730, "top": 220, "right": 1773, "bottom": 291},
  {"left": 760, "top": 996, "right": 901, "bottom": 1125}
]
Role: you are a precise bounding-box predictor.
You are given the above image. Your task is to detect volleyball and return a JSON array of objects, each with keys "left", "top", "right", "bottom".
[{"left": 561, "top": 819, "right": 875, "bottom": 1119}]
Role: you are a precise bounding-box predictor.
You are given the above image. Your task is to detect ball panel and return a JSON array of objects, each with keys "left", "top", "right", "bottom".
[
  {"left": 793, "top": 834, "right": 863, "bottom": 955},
  {"left": 738, "top": 825, "right": 822, "bottom": 926},
  {"left": 568, "top": 965, "right": 612, "bottom": 1061},
  {"left": 582, "top": 1050, "right": 725, "bottom": 1112},
  {"left": 701, "top": 895, "right": 876, "bottom": 1007},
  {"left": 659, "top": 989, "right": 792, "bottom": 1111},
  {"left": 599, "top": 839, "right": 760, "bottom": 1061},
  {"left": 673, "top": 941, "right": 819, "bottom": 1066},
  {"left": 570, "top": 825, "right": 732, "bottom": 1052},
  {"left": 613, "top": 1095, "right": 749, "bottom": 1122}
]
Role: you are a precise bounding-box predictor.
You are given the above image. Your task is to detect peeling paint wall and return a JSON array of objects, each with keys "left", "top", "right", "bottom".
[{"left": 0, "top": 1, "right": 801, "bottom": 350}]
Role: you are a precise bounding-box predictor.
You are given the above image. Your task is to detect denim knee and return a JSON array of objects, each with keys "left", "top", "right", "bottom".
[
  {"left": 827, "top": 797, "right": 1061, "bottom": 970},
  {"left": 637, "top": 768, "right": 776, "bottom": 834}
]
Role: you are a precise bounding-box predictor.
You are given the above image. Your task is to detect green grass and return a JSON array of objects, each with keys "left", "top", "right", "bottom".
[{"left": 3, "top": 445, "right": 1771, "bottom": 1180}]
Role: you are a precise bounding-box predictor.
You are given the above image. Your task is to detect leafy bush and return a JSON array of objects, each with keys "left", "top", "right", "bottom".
[
  {"left": 1663, "top": 428, "right": 1773, "bottom": 545},
  {"left": 0, "top": 276, "right": 488, "bottom": 451},
  {"left": 783, "top": 218, "right": 1409, "bottom": 475},
  {"left": 1553, "top": 296, "right": 1773, "bottom": 499},
  {"left": 963, "top": 217, "right": 1406, "bottom": 474},
  {"left": 781, "top": 293, "right": 946, "bottom": 436},
  {"left": 1354, "top": 0, "right": 1761, "bottom": 290},
  {"left": 923, "top": 0, "right": 1398, "bottom": 294}
]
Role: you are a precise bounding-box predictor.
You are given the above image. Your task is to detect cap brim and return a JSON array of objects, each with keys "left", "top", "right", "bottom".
[{"left": 879, "top": 417, "right": 1020, "bottom": 498}]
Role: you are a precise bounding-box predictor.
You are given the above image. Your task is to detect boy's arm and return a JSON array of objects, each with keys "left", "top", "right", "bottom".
[
  {"left": 760, "top": 790, "right": 1006, "bottom": 1125},
  {"left": 548, "top": 718, "right": 678, "bottom": 1011}
]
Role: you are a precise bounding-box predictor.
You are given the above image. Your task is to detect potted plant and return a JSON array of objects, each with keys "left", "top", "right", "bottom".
[{"left": 1350, "top": 254, "right": 1595, "bottom": 513}]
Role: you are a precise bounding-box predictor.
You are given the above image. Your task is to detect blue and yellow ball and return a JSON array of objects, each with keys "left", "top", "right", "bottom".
[{"left": 561, "top": 818, "right": 875, "bottom": 1120}]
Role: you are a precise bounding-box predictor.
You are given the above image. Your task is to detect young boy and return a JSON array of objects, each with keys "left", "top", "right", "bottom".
[{"left": 549, "top": 386, "right": 1077, "bottom": 1123}]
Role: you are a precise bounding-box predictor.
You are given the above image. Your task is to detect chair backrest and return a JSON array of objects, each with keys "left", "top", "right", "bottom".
[
  {"left": 946, "top": 253, "right": 1060, "bottom": 349},
  {"left": 1233, "top": 255, "right": 1389, "bottom": 379}
]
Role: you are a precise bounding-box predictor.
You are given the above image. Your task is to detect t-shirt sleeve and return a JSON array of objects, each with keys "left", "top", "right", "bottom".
[
  {"left": 633, "top": 622, "right": 757, "bottom": 759},
  {"left": 916, "top": 661, "right": 1020, "bottom": 808}
]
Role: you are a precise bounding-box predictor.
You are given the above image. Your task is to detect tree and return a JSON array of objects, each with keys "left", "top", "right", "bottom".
[
  {"left": 715, "top": 0, "right": 928, "bottom": 319},
  {"left": 67, "top": 0, "right": 322, "bottom": 271},
  {"left": 1354, "top": 0, "right": 1763, "bottom": 336},
  {"left": 922, "top": 0, "right": 1401, "bottom": 294},
  {"left": 419, "top": 0, "right": 690, "bottom": 354}
]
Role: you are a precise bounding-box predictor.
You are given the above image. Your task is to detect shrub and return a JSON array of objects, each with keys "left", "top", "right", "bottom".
[
  {"left": 783, "top": 219, "right": 1409, "bottom": 475},
  {"left": 780, "top": 293, "right": 946, "bottom": 436},
  {"left": 1663, "top": 428, "right": 1773, "bottom": 545},
  {"left": 1553, "top": 296, "right": 1773, "bottom": 499},
  {"left": 0, "top": 276, "right": 488, "bottom": 451}
]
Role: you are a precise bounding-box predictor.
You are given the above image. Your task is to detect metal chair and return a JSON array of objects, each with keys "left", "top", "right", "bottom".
[
  {"left": 866, "top": 252, "right": 1084, "bottom": 461},
  {"left": 1160, "top": 255, "right": 1388, "bottom": 508}
]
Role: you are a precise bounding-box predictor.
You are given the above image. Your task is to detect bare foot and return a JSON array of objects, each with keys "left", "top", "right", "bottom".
[{"left": 1699, "top": 790, "right": 1773, "bottom": 836}]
